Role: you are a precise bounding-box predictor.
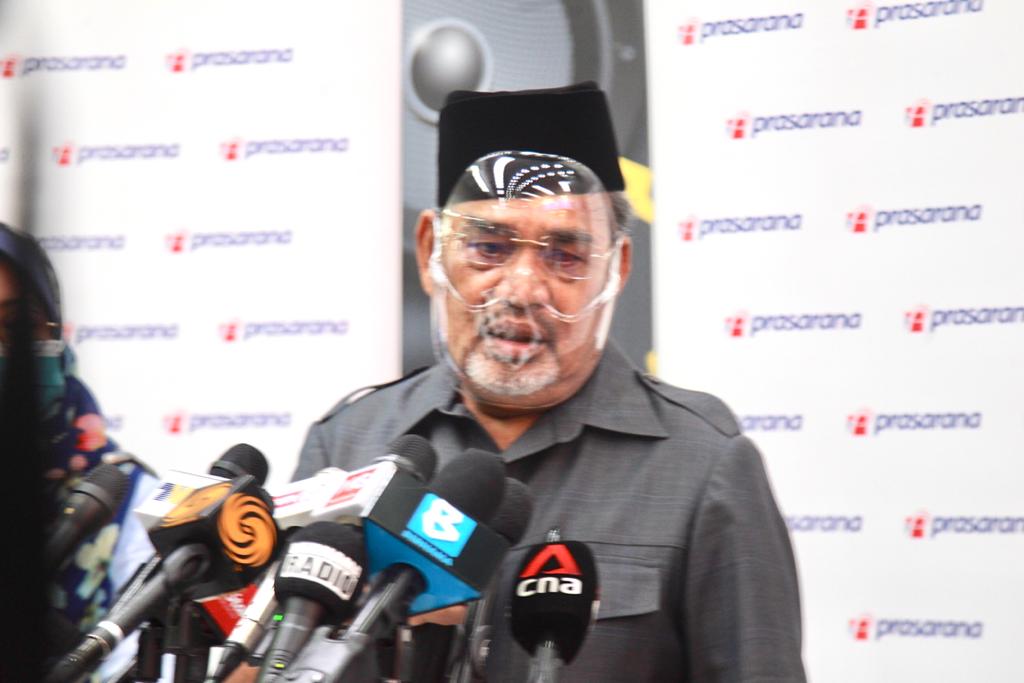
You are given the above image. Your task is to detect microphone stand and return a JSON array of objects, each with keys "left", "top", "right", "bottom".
[{"left": 526, "top": 640, "right": 562, "bottom": 683}]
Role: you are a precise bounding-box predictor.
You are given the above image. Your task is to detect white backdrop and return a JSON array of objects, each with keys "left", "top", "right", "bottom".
[
  {"left": 647, "top": 1, "right": 1024, "bottom": 681},
  {"left": 0, "top": 0, "right": 403, "bottom": 490},
  {"left": 1, "top": 0, "right": 1022, "bottom": 679}
]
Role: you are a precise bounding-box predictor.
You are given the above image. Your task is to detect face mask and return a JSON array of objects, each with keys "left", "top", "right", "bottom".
[{"left": 0, "top": 339, "right": 67, "bottom": 420}]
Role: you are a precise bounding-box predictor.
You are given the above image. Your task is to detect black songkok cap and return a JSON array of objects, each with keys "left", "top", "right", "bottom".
[{"left": 436, "top": 81, "right": 624, "bottom": 206}]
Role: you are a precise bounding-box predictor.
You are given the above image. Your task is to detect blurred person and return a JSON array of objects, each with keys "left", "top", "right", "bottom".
[
  {"left": 292, "top": 83, "right": 805, "bottom": 682},
  {"left": 0, "top": 223, "right": 157, "bottom": 680}
]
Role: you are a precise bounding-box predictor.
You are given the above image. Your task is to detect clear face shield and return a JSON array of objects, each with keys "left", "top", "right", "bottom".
[{"left": 428, "top": 151, "right": 625, "bottom": 404}]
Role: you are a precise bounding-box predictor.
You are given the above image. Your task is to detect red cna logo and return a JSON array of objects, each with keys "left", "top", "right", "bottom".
[
  {"left": 905, "top": 510, "right": 931, "bottom": 539},
  {"left": 678, "top": 19, "right": 700, "bottom": 46},
  {"left": 166, "top": 231, "right": 189, "bottom": 253},
  {"left": 679, "top": 216, "right": 697, "bottom": 242},
  {"left": 52, "top": 143, "right": 75, "bottom": 166},
  {"left": 726, "top": 113, "right": 751, "bottom": 139},
  {"left": 849, "top": 614, "right": 874, "bottom": 641},
  {"left": 166, "top": 50, "right": 190, "bottom": 73},
  {"left": 846, "top": 206, "right": 873, "bottom": 233},
  {"left": 847, "top": 3, "right": 874, "bottom": 30},
  {"left": 2, "top": 55, "right": 17, "bottom": 78},
  {"left": 724, "top": 312, "right": 748, "bottom": 338},
  {"left": 519, "top": 543, "right": 582, "bottom": 578},
  {"left": 906, "top": 100, "right": 931, "bottom": 128},
  {"left": 164, "top": 412, "right": 187, "bottom": 435},
  {"left": 221, "top": 139, "right": 244, "bottom": 161},
  {"left": 219, "top": 320, "right": 242, "bottom": 342},
  {"left": 847, "top": 409, "right": 873, "bottom": 436},
  {"left": 904, "top": 306, "right": 930, "bottom": 333}
]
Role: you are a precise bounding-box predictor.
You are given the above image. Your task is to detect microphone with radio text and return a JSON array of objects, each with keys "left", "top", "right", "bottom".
[
  {"left": 280, "top": 449, "right": 519, "bottom": 683},
  {"left": 206, "top": 435, "right": 438, "bottom": 683},
  {"left": 256, "top": 522, "right": 367, "bottom": 682},
  {"left": 509, "top": 540, "right": 599, "bottom": 683}
]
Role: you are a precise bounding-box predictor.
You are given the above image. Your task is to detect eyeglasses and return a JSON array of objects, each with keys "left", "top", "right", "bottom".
[{"left": 440, "top": 209, "right": 617, "bottom": 281}]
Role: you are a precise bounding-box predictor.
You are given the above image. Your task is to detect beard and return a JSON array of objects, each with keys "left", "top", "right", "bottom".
[{"left": 462, "top": 304, "right": 560, "bottom": 397}]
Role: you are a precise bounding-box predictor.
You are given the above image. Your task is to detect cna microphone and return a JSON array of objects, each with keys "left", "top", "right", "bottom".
[
  {"left": 509, "top": 540, "right": 599, "bottom": 683},
  {"left": 46, "top": 446, "right": 278, "bottom": 683},
  {"left": 256, "top": 522, "right": 366, "bottom": 682},
  {"left": 281, "top": 449, "right": 515, "bottom": 683},
  {"left": 207, "top": 435, "right": 438, "bottom": 683},
  {"left": 43, "top": 462, "right": 130, "bottom": 575}
]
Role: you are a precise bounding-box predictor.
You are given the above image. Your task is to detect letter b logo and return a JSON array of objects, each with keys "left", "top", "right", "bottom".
[
  {"left": 408, "top": 493, "right": 477, "bottom": 559},
  {"left": 421, "top": 497, "right": 464, "bottom": 542}
]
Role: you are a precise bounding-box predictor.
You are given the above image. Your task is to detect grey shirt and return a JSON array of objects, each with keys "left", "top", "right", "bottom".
[{"left": 296, "top": 343, "right": 805, "bottom": 683}]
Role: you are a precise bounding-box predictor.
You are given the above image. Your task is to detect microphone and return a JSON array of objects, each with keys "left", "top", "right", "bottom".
[
  {"left": 209, "top": 444, "right": 269, "bottom": 484},
  {"left": 46, "top": 446, "right": 278, "bottom": 683},
  {"left": 273, "top": 434, "right": 437, "bottom": 530},
  {"left": 282, "top": 450, "right": 524, "bottom": 683},
  {"left": 447, "top": 478, "right": 535, "bottom": 683},
  {"left": 207, "top": 435, "right": 437, "bottom": 683},
  {"left": 256, "top": 522, "right": 366, "bottom": 681},
  {"left": 509, "top": 540, "right": 599, "bottom": 683},
  {"left": 133, "top": 443, "right": 271, "bottom": 531},
  {"left": 44, "top": 463, "right": 130, "bottom": 575}
]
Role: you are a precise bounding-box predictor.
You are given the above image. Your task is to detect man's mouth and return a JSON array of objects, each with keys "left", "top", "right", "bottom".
[{"left": 479, "top": 321, "right": 548, "bottom": 361}]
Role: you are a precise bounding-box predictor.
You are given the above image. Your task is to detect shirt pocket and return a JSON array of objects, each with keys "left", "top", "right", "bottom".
[{"left": 594, "top": 560, "right": 661, "bottom": 620}]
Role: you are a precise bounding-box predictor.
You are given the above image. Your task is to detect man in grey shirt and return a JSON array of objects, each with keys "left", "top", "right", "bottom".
[{"left": 295, "top": 83, "right": 804, "bottom": 682}]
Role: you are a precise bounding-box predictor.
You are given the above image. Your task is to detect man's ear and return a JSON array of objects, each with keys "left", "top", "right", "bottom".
[
  {"left": 617, "top": 234, "right": 633, "bottom": 292},
  {"left": 415, "top": 209, "right": 437, "bottom": 296}
]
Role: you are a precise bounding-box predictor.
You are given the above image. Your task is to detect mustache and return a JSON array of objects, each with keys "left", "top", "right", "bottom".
[{"left": 474, "top": 303, "right": 555, "bottom": 342}]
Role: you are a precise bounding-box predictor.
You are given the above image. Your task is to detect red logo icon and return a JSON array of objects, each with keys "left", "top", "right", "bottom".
[
  {"left": 325, "top": 468, "right": 379, "bottom": 508},
  {"left": 904, "top": 306, "right": 929, "bottom": 334},
  {"left": 221, "top": 139, "right": 244, "bottom": 161},
  {"left": 849, "top": 614, "right": 874, "bottom": 641},
  {"left": 847, "top": 3, "right": 874, "bottom": 30},
  {"left": 679, "top": 216, "right": 697, "bottom": 242},
  {"left": 726, "top": 113, "right": 751, "bottom": 139},
  {"left": 2, "top": 55, "right": 17, "bottom": 78},
  {"left": 166, "top": 231, "right": 189, "bottom": 253},
  {"left": 219, "top": 320, "right": 242, "bottom": 342},
  {"left": 906, "top": 100, "right": 931, "bottom": 128},
  {"left": 518, "top": 544, "right": 582, "bottom": 578},
  {"left": 847, "top": 409, "right": 872, "bottom": 436},
  {"left": 847, "top": 206, "right": 873, "bottom": 233},
  {"left": 725, "top": 312, "right": 748, "bottom": 338},
  {"left": 678, "top": 19, "right": 700, "bottom": 46},
  {"left": 52, "top": 143, "right": 75, "bottom": 166},
  {"left": 905, "top": 510, "right": 931, "bottom": 539},
  {"left": 166, "top": 50, "right": 190, "bottom": 73},
  {"left": 164, "top": 412, "right": 187, "bottom": 435},
  {"left": 62, "top": 323, "right": 75, "bottom": 342}
]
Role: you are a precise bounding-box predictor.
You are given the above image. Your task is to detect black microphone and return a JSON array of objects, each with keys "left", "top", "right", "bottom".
[
  {"left": 447, "top": 477, "right": 535, "bottom": 683},
  {"left": 281, "top": 449, "right": 514, "bottom": 683},
  {"left": 45, "top": 446, "right": 277, "bottom": 683},
  {"left": 257, "top": 522, "right": 366, "bottom": 682},
  {"left": 509, "top": 540, "right": 599, "bottom": 683},
  {"left": 209, "top": 443, "right": 269, "bottom": 485},
  {"left": 489, "top": 478, "right": 533, "bottom": 545},
  {"left": 208, "top": 435, "right": 437, "bottom": 683},
  {"left": 43, "top": 463, "right": 130, "bottom": 575}
]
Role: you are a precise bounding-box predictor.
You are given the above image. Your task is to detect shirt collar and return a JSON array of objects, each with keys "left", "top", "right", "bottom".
[{"left": 385, "top": 341, "right": 669, "bottom": 457}]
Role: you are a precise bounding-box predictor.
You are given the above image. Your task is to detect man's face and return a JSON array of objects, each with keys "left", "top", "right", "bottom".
[{"left": 417, "top": 193, "right": 631, "bottom": 413}]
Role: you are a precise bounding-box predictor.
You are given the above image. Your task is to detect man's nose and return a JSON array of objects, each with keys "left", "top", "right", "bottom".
[{"left": 493, "top": 253, "right": 551, "bottom": 307}]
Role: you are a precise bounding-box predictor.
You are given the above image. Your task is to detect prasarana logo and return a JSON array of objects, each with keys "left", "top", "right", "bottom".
[
  {"left": 218, "top": 493, "right": 277, "bottom": 568},
  {"left": 160, "top": 482, "right": 231, "bottom": 528}
]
